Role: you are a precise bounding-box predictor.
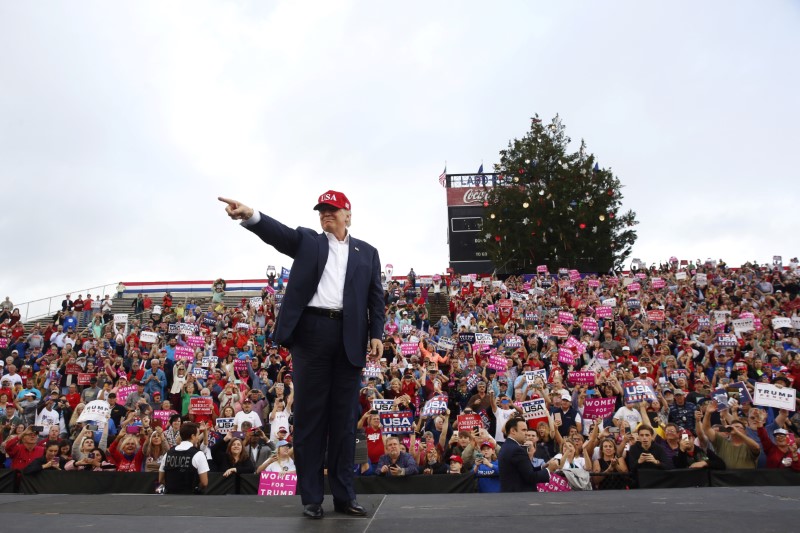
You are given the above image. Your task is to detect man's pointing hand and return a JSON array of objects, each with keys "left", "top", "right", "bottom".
[{"left": 218, "top": 197, "right": 254, "bottom": 221}]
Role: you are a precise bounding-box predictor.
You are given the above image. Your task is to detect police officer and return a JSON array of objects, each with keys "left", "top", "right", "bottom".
[{"left": 158, "top": 422, "right": 209, "bottom": 494}]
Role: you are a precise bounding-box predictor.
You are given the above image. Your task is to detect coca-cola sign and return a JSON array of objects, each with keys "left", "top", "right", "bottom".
[{"left": 447, "top": 187, "right": 490, "bottom": 207}]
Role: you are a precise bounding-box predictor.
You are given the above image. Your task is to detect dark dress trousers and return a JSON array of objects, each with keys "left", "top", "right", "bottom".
[
  {"left": 498, "top": 437, "right": 551, "bottom": 492},
  {"left": 245, "top": 212, "right": 384, "bottom": 505}
]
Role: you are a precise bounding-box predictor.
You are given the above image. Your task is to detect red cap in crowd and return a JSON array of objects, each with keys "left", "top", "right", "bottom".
[{"left": 313, "top": 190, "right": 351, "bottom": 211}]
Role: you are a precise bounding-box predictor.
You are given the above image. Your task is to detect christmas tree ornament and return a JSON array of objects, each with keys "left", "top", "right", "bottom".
[
  {"left": 539, "top": 190, "right": 545, "bottom": 196},
  {"left": 483, "top": 201, "right": 489, "bottom": 207},
  {"left": 524, "top": 159, "right": 531, "bottom": 164},
  {"left": 514, "top": 176, "right": 519, "bottom": 183},
  {"left": 579, "top": 223, "right": 586, "bottom": 229},
  {"left": 609, "top": 213, "right": 615, "bottom": 219},
  {"left": 522, "top": 201, "right": 530, "bottom": 208},
  {"left": 490, "top": 213, "right": 496, "bottom": 219},
  {"left": 495, "top": 235, "right": 502, "bottom": 242},
  {"left": 599, "top": 215, "right": 605, "bottom": 221},
  {"left": 593, "top": 163, "right": 599, "bottom": 172},
  {"left": 518, "top": 168, "right": 524, "bottom": 174},
  {"left": 592, "top": 226, "right": 597, "bottom": 233},
  {"left": 485, "top": 233, "right": 492, "bottom": 239}
]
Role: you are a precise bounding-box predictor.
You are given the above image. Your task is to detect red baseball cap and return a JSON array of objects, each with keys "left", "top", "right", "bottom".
[{"left": 313, "top": 190, "right": 351, "bottom": 211}]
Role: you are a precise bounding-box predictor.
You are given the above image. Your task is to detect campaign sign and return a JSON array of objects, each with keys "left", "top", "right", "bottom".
[
  {"left": 519, "top": 398, "right": 547, "bottom": 421},
  {"left": 258, "top": 471, "right": 297, "bottom": 496},
  {"left": 116, "top": 385, "right": 138, "bottom": 403},
  {"left": 66, "top": 363, "right": 82, "bottom": 375},
  {"left": 596, "top": 306, "right": 613, "bottom": 319},
  {"left": 488, "top": 354, "right": 508, "bottom": 374},
  {"left": 697, "top": 315, "right": 710, "bottom": 328},
  {"left": 753, "top": 383, "right": 796, "bottom": 410},
  {"left": 651, "top": 278, "right": 665, "bottom": 289},
  {"left": 647, "top": 310, "right": 665, "bottom": 322},
  {"left": 401, "top": 324, "right": 413, "bottom": 336},
  {"left": 568, "top": 270, "right": 581, "bottom": 282},
  {"left": 537, "top": 265, "right": 548, "bottom": 273},
  {"left": 113, "top": 313, "right": 128, "bottom": 324},
  {"left": 437, "top": 337, "right": 456, "bottom": 351},
  {"left": 400, "top": 342, "right": 418, "bottom": 356},
  {"left": 458, "top": 333, "right": 476, "bottom": 345},
  {"left": 695, "top": 273, "right": 708, "bottom": 287},
  {"left": 233, "top": 359, "right": 249, "bottom": 375},
  {"left": 189, "top": 397, "right": 213, "bottom": 415},
  {"left": 140, "top": 331, "right": 158, "bottom": 343},
  {"left": 550, "top": 324, "right": 569, "bottom": 338},
  {"left": 466, "top": 372, "right": 482, "bottom": 391},
  {"left": 727, "top": 381, "right": 753, "bottom": 404},
  {"left": 713, "top": 310, "right": 730, "bottom": 325},
  {"left": 186, "top": 335, "right": 205, "bottom": 348},
  {"left": 474, "top": 333, "right": 493, "bottom": 345},
  {"left": 504, "top": 335, "right": 523, "bottom": 349},
  {"left": 732, "top": 319, "right": 754, "bottom": 335},
  {"left": 457, "top": 413, "right": 483, "bottom": 432},
  {"left": 675, "top": 272, "right": 687, "bottom": 281},
  {"left": 582, "top": 317, "right": 598, "bottom": 334},
  {"left": 583, "top": 398, "right": 617, "bottom": 419},
  {"left": 669, "top": 369, "right": 689, "bottom": 382},
  {"left": 587, "top": 279, "right": 600, "bottom": 288},
  {"left": 201, "top": 355, "right": 218, "bottom": 368},
  {"left": 372, "top": 399, "right": 394, "bottom": 413},
  {"left": 568, "top": 371, "right": 595, "bottom": 385},
  {"left": 216, "top": 417, "right": 235, "bottom": 434},
  {"left": 152, "top": 409, "right": 176, "bottom": 429},
  {"left": 716, "top": 334, "right": 738, "bottom": 348},
  {"left": 772, "top": 317, "right": 792, "bottom": 330},
  {"left": 174, "top": 345, "right": 194, "bottom": 362},
  {"left": 380, "top": 410, "right": 414, "bottom": 434},
  {"left": 77, "top": 373, "right": 93, "bottom": 386},
  {"left": 249, "top": 296, "right": 263, "bottom": 308},
  {"left": 558, "top": 348, "right": 576, "bottom": 365},
  {"left": 78, "top": 400, "right": 110, "bottom": 423},
  {"left": 627, "top": 282, "right": 641, "bottom": 292},
  {"left": 565, "top": 337, "right": 586, "bottom": 355},
  {"left": 537, "top": 473, "right": 571, "bottom": 493},
  {"left": 524, "top": 369, "right": 547, "bottom": 384},
  {"left": 623, "top": 380, "right": 657, "bottom": 403},
  {"left": 385, "top": 323, "right": 398, "bottom": 334},
  {"left": 363, "top": 362, "right": 382, "bottom": 378},
  {"left": 626, "top": 298, "right": 641, "bottom": 309},
  {"left": 192, "top": 368, "right": 208, "bottom": 379},
  {"left": 524, "top": 312, "right": 538, "bottom": 323},
  {"left": 558, "top": 311, "right": 574, "bottom": 325},
  {"left": 421, "top": 394, "right": 448, "bottom": 417}
]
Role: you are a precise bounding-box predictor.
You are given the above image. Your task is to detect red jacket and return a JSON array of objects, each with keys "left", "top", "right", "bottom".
[
  {"left": 5, "top": 436, "right": 45, "bottom": 470},
  {"left": 757, "top": 427, "right": 800, "bottom": 471}
]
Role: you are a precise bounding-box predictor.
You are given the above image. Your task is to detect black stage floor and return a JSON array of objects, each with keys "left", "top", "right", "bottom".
[{"left": 2, "top": 487, "right": 800, "bottom": 532}]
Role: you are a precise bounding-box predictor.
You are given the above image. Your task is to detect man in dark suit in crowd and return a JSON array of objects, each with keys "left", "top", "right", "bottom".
[
  {"left": 498, "top": 416, "right": 555, "bottom": 492},
  {"left": 219, "top": 192, "right": 384, "bottom": 519}
]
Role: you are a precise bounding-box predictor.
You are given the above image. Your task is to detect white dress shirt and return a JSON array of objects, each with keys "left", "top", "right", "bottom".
[{"left": 243, "top": 210, "right": 348, "bottom": 310}]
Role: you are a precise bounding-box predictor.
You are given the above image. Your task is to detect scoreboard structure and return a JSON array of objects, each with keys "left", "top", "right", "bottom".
[{"left": 445, "top": 173, "right": 501, "bottom": 274}]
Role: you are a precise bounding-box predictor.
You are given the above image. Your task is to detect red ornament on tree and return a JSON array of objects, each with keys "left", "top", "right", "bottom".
[
  {"left": 483, "top": 201, "right": 488, "bottom": 207},
  {"left": 579, "top": 223, "right": 587, "bottom": 229},
  {"left": 495, "top": 235, "right": 502, "bottom": 242},
  {"left": 518, "top": 168, "right": 524, "bottom": 174},
  {"left": 609, "top": 213, "right": 615, "bottom": 219}
]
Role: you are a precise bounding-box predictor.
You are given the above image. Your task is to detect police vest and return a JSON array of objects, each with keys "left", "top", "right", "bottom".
[{"left": 163, "top": 446, "right": 200, "bottom": 494}]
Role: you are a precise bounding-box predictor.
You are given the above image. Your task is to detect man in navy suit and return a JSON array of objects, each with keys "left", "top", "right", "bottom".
[
  {"left": 498, "top": 416, "right": 555, "bottom": 492},
  {"left": 219, "top": 192, "right": 384, "bottom": 519}
]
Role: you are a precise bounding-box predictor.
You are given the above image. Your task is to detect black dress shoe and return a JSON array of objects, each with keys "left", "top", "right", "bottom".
[
  {"left": 333, "top": 499, "right": 367, "bottom": 517},
  {"left": 303, "top": 504, "right": 324, "bottom": 519}
]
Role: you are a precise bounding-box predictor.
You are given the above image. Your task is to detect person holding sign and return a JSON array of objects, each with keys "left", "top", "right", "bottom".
[{"left": 220, "top": 192, "right": 384, "bottom": 519}]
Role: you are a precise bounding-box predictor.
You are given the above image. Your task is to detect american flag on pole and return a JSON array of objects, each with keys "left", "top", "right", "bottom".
[{"left": 438, "top": 165, "right": 447, "bottom": 187}]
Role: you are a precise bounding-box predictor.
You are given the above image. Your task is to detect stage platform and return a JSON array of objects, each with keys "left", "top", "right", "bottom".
[{"left": 2, "top": 487, "right": 800, "bottom": 532}]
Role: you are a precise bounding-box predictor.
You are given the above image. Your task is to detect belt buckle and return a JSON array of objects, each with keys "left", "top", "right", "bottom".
[{"left": 327, "top": 309, "right": 337, "bottom": 319}]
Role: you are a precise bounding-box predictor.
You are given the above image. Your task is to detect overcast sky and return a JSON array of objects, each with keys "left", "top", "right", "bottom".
[{"left": 1, "top": 0, "right": 798, "bottom": 308}]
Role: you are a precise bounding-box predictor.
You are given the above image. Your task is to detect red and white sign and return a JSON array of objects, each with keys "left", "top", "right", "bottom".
[
  {"left": 258, "top": 471, "right": 297, "bottom": 496},
  {"left": 446, "top": 187, "right": 490, "bottom": 207}
]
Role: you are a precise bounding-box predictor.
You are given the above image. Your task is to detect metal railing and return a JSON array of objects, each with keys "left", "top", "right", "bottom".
[{"left": 15, "top": 282, "right": 118, "bottom": 324}]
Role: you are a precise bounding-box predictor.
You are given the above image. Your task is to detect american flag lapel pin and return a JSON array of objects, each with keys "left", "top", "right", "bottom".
[{"left": 355, "top": 247, "right": 360, "bottom": 251}]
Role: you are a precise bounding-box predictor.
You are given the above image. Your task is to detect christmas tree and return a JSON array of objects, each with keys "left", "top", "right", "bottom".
[{"left": 481, "top": 114, "right": 638, "bottom": 273}]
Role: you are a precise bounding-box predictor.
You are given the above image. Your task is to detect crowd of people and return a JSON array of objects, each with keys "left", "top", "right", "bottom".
[{"left": 1, "top": 257, "right": 799, "bottom": 493}]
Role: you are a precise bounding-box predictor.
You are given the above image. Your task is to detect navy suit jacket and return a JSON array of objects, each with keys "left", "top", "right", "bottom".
[
  {"left": 498, "top": 437, "right": 551, "bottom": 492},
  {"left": 245, "top": 212, "right": 384, "bottom": 367}
]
